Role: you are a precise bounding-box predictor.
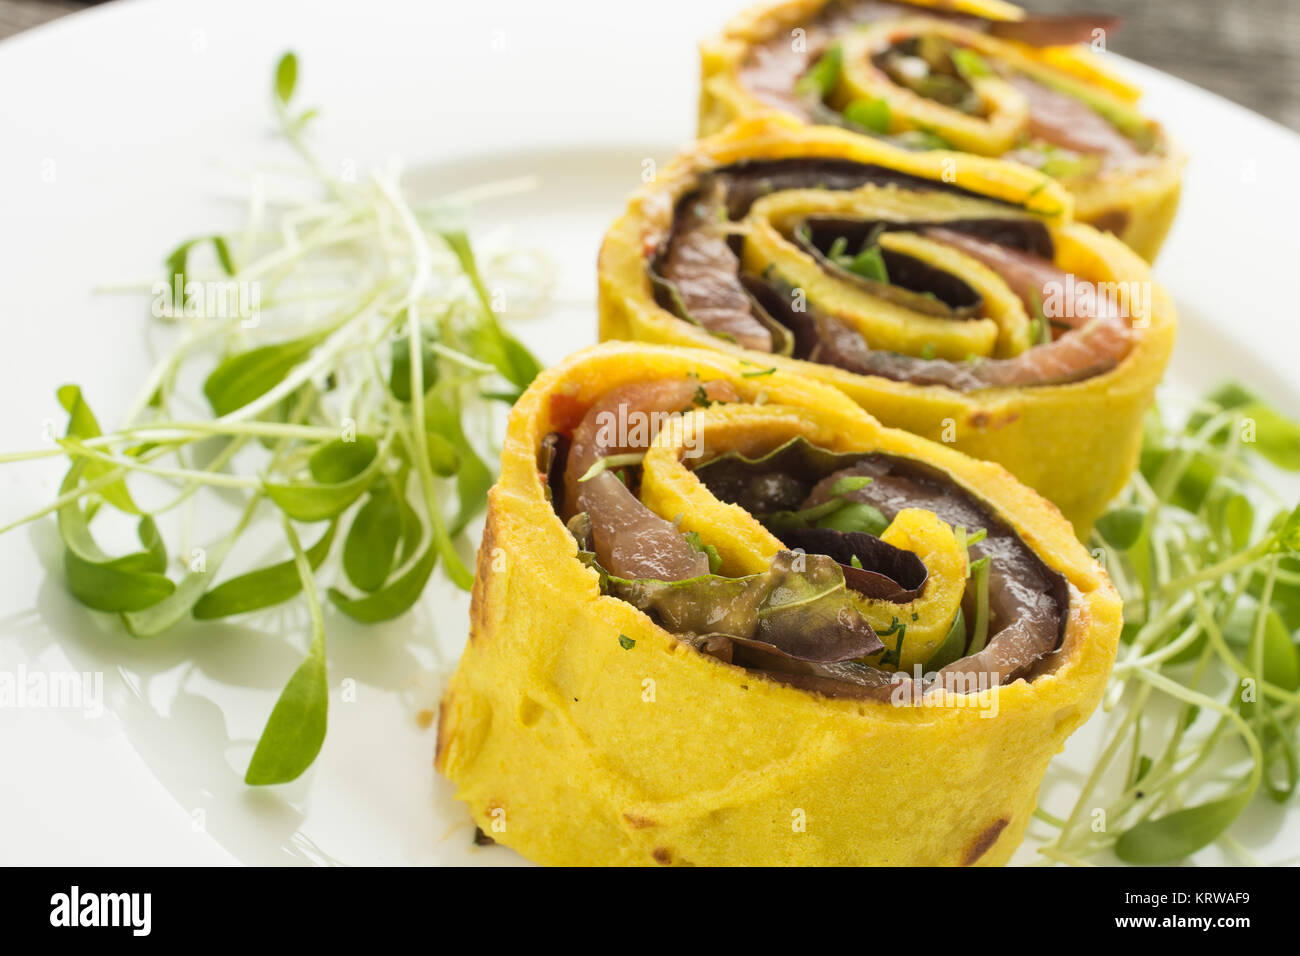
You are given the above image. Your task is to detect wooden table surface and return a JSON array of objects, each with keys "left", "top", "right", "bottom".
[{"left": 2, "top": 0, "right": 1298, "bottom": 131}]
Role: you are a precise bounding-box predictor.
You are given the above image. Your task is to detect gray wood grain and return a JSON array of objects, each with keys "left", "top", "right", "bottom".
[
  {"left": 0, "top": 0, "right": 82, "bottom": 38},
  {"left": 1, "top": 0, "right": 1297, "bottom": 130},
  {"left": 1030, "top": 0, "right": 1300, "bottom": 131}
]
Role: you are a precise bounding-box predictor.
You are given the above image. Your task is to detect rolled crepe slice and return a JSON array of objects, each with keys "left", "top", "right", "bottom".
[
  {"left": 700, "top": 0, "right": 1185, "bottom": 260},
  {"left": 598, "top": 118, "right": 1176, "bottom": 532},
  {"left": 436, "top": 342, "right": 1121, "bottom": 866}
]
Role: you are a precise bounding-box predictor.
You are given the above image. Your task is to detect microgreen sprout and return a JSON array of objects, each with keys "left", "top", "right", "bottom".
[
  {"left": 0, "top": 52, "right": 550, "bottom": 784},
  {"left": 578, "top": 453, "right": 647, "bottom": 483},
  {"left": 1036, "top": 384, "right": 1300, "bottom": 864}
]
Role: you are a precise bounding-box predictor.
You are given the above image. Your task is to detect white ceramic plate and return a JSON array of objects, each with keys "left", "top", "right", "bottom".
[{"left": 1, "top": 0, "right": 1297, "bottom": 866}]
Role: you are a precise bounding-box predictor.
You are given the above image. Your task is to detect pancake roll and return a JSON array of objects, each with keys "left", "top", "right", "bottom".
[
  {"left": 436, "top": 342, "right": 1121, "bottom": 865},
  {"left": 699, "top": 0, "right": 1184, "bottom": 260},
  {"left": 598, "top": 118, "right": 1176, "bottom": 531}
]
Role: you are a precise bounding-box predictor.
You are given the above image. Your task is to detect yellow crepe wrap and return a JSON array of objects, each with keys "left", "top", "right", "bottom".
[
  {"left": 598, "top": 118, "right": 1176, "bottom": 532},
  {"left": 699, "top": 0, "right": 1184, "bottom": 260},
  {"left": 436, "top": 342, "right": 1122, "bottom": 866}
]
